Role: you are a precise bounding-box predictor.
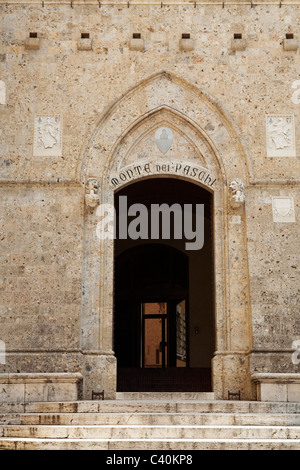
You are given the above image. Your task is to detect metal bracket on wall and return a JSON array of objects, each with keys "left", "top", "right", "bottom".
[
  {"left": 228, "top": 391, "right": 241, "bottom": 400},
  {"left": 92, "top": 390, "right": 105, "bottom": 400}
]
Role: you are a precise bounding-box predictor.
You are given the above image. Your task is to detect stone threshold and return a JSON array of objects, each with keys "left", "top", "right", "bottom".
[{"left": 116, "top": 392, "right": 215, "bottom": 401}]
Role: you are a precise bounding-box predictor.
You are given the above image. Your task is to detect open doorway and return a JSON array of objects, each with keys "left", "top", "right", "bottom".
[{"left": 114, "top": 178, "right": 215, "bottom": 392}]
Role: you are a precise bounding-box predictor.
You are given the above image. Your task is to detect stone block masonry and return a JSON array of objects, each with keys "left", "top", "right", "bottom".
[{"left": 0, "top": 0, "right": 299, "bottom": 400}]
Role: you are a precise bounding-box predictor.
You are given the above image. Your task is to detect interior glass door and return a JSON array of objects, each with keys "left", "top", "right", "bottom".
[{"left": 141, "top": 302, "right": 167, "bottom": 368}]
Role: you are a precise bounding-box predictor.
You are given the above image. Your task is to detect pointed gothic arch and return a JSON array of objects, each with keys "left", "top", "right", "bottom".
[
  {"left": 80, "top": 70, "right": 252, "bottom": 183},
  {"left": 80, "top": 71, "right": 254, "bottom": 400}
]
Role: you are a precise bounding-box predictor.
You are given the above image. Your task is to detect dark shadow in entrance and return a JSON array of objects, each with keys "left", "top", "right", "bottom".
[{"left": 114, "top": 178, "right": 214, "bottom": 392}]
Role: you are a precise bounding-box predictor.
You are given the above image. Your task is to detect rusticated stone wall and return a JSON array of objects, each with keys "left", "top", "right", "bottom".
[{"left": 0, "top": 0, "right": 299, "bottom": 399}]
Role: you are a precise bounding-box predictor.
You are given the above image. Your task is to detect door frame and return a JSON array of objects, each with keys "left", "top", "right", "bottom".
[
  {"left": 141, "top": 302, "right": 168, "bottom": 369},
  {"left": 140, "top": 298, "right": 189, "bottom": 370}
]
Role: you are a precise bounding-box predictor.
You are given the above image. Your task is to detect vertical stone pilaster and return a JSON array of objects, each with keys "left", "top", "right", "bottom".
[
  {"left": 212, "top": 179, "right": 253, "bottom": 400},
  {"left": 81, "top": 184, "right": 116, "bottom": 399}
]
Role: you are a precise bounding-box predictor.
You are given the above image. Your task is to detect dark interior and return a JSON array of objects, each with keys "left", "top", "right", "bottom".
[{"left": 114, "top": 178, "right": 215, "bottom": 392}]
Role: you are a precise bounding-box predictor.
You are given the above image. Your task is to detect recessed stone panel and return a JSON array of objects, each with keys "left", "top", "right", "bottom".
[
  {"left": 0, "top": 81, "right": 5, "bottom": 105},
  {"left": 266, "top": 115, "right": 296, "bottom": 157},
  {"left": 33, "top": 115, "right": 62, "bottom": 157},
  {"left": 272, "top": 196, "right": 296, "bottom": 223}
]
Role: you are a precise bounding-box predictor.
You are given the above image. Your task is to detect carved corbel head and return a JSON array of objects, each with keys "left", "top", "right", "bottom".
[
  {"left": 229, "top": 178, "right": 245, "bottom": 206},
  {"left": 85, "top": 178, "right": 101, "bottom": 209}
]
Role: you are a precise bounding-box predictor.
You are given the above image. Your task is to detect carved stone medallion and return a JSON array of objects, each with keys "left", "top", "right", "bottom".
[
  {"left": 155, "top": 127, "right": 173, "bottom": 154},
  {"left": 272, "top": 196, "right": 295, "bottom": 222},
  {"left": 33, "top": 115, "right": 62, "bottom": 156},
  {"left": 266, "top": 115, "right": 296, "bottom": 157}
]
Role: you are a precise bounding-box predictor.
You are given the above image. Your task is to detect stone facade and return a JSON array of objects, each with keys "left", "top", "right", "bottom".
[{"left": 0, "top": 0, "right": 299, "bottom": 400}]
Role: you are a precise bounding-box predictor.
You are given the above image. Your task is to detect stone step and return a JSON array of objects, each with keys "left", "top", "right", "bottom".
[
  {"left": 1, "top": 437, "right": 300, "bottom": 450},
  {"left": 17, "top": 412, "right": 300, "bottom": 426},
  {"left": 2, "top": 424, "right": 300, "bottom": 440},
  {"left": 0, "top": 414, "right": 21, "bottom": 425},
  {"left": 116, "top": 392, "right": 215, "bottom": 400},
  {"left": 2, "top": 400, "right": 299, "bottom": 415},
  {"left": 2, "top": 398, "right": 300, "bottom": 451},
  {"left": 0, "top": 404, "right": 26, "bottom": 413}
]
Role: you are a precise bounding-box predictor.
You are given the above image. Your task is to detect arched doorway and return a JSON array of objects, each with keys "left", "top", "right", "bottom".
[
  {"left": 114, "top": 178, "right": 215, "bottom": 392},
  {"left": 81, "top": 71, "right": 253, "bottom": 399}
]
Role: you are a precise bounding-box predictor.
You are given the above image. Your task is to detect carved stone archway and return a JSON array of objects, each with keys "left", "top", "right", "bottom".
[{"left": 80, "top": 71, "right": 253, "bottom": 400}]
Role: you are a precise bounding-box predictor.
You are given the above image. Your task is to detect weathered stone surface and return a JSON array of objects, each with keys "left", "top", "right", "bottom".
[
  {"left": 129, "top": 38, "right": 144, "bottom": 51},
  {"left": 1, "top": 396, "right": 300, "bottom": 450},
  {"left": 283, "top": 38, "right": 298, "bottom": 52},
  {"left": 179, "top": 37, "right": 194, "bottom": 51},
  {"left": 252, "top": 373, "right": 300, "bottom": 402},
  {"left": 77, "top": 38, "right": 92, "bottom": 51},
  {"left": 0, "top": 373, "right": 83, "bottom": 402},
  {"left": 231, "top": 37, "right": 247, "bottom": 51},
  {"left": 24, "top": 37, "right": 40, "bottom": 51},
  {"left": 0, "top": 0, "right": 299, "bottom": 401},
  {"left": 0, "top": 81, "right": 5, "bottom": 105}
]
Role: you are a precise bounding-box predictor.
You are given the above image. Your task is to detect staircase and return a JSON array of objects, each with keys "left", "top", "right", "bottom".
[{"left": 0, "top": 393, "right": 300, "bottom": 450}]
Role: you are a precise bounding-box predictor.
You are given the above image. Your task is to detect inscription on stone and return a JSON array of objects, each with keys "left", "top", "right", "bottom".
[
  {"left": 110, "top": 161, "right": 216, "bottom": 190},
  {"left": 33, "top": 115, "right": 62, "bottom": 157},
  {"left": 272, "top": 196, "right": 295, "bottom": 223},
  {"left": 266, "top": 115, "right": 296, "bottom": 157}
]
